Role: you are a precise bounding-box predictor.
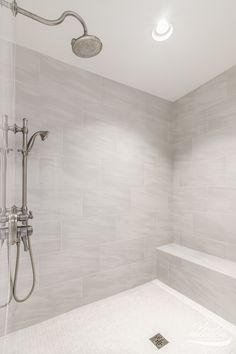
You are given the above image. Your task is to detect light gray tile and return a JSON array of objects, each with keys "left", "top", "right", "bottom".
[
  {"left": 207, "top": 96, "right": 236, "bottom": 133},
  {"left": 15, "top": 81, "right": 39, "bottom": 119},
  {"left": 40, "top": 55, "right": 103, "bottom": 103},
  {"left": 29, "top": 188, "right": 62, "bottom": 222},
  {"left": 38, "top": 245, "right": 99, "bottom": 288},
  {"left": 192, "top": 73, "right": 227, "bottom": 111},
  {"left": 225, "top": 154, "right": 236, "bottom": 187},
  {"left": 131, "top": 187, "right": 169, "bottom": 213},
  {"left": 100, "top": 156, "right": 144, "bottom": 189},
  {"left": 172, "top": 110, "right": 207, "bottom": 141},
  {"left": 127, "top": 260, "right": 156, "bottom": 288},
  {"left": 100, "top": 238, "right": 145, "bottom": 271},
  {"left": 193, "top": 211, "right": 236, "bottom": 243},
  {"left": 62, "top": 157, "right": 100, "bottom": 190},
  {"left": 179, "top": 234, "right": 226, "bottom": 259},
  {"left": 225, "top": 244, "right": 236, "bottom": 262},
  {"left": 32, "top": 239, "right": 62, "bottom": 257},
  {"left": 83, "top": 265, "right": 130, "bottom": 304},
  {"left": 32, "top": 220, "right": 61, "bottom": 242},
  {"left": 61, "top": 215, "right": 116, "bottom": 248},
  {"left": 172, "top": 211, "right": 193, "bottom": 235},
  {"left": 156, "top": 259, "right": 170, "bottom": 285},
  {"left": 172, "top": 65, "right": 236, "bottom": 271},
  {"left": 0, "top": 38, "right": 15, "bottom": 81},
  {"left": 144, "top": 161, "right": 172, "bottom": 191},
  {"left": 62, "top": 124, "right": 116, "bottom": 160},
  {"left": 145, "top": 94, "right": 172, "bottom": 121},
  {"left": 0, "top": 309, "right": 7, "bottom": 338},
  {"left": 173, "top": 187, "right": 208, "bottom": 212},
  {"left": 192, "top": 130, "right": 236, "bottom": 161},
  {"left": 11, "top": 45, "right": 174, "bottom": 332},
  {"left": 169, "top": 259, "right": 236, "bottom": 324},
  {"left": 16, "top": 46, "right": 40, "bottom": 84},
  {"left": 39, "top": 81, "right": 85, "bottom": 127},
  {"left": 226, "top": 65, "right": 236, "bottom": 97},
  {"left": 102, "top": 77, "right": 146, "bottom": 113},
  {"left": 144, "top": 234, "right": 172, "bottom": 261},
  {"left": 207, "top": 187, "right": 236, "bottom": 212},
  {"left": 116, "top": 208, "right": 157, "bottom": 240},
  {"left": 83, "top": 187, "right": 131, "bottom": 217},
  {"left": 173, "top": 139, "right": 192, "bottom": 161},
  {"left": 7, "top": 278, "right": 83, "bottom": 333}
]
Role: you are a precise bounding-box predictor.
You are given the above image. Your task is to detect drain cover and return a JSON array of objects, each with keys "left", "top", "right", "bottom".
[{"left": 149, "top": 333, "right": 169, "bottom": 350}]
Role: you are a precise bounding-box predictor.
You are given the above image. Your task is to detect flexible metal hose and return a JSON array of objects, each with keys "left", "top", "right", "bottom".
[
  {"left": 13, "top": 236, "right": 36, "bottom": 302},
  {"left": 0, "top": 236, "right": 36, "bottom": 307}
]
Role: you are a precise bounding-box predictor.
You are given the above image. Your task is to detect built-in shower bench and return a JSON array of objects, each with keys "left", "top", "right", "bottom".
[{"left": 156, "top": 243, "right": 236, "bottom": 325}]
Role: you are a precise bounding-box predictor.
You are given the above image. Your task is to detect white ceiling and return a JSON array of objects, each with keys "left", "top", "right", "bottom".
[{"left": 15, "top": 0, "right": 236, "bottom": 101}]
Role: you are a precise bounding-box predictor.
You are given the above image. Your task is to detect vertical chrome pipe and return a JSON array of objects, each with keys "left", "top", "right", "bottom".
[
  {"left": 22, "top": 118, "right": 28, "bottom": 217},
  {"left": 1, "top": 115, "right": 8, "bottom": 216}
]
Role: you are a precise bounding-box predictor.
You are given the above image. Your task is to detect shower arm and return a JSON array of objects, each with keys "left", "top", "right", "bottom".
[{"left": 1, "top": 0, "right": 88, "bottom": 34}]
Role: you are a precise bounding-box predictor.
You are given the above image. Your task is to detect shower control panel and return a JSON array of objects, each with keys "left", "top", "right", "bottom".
[
  {"left": 0, "top": 205, "right": 33, "bottom": 244},
  {"left": 0, "top": 115, "right": 49, "bottom": 306},
  {"left": 0, "top": 116, "right": 48, "bottom": 248},
  {"left": 0, "top": 224, "right": 33, "bottom": 242}
]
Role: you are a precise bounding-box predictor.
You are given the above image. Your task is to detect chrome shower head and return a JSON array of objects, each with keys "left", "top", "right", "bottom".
[
  {"left": 27, "top": 131, "right": 49, "bottom": 153},
  {"left": 2, "top": 2, "right": 103, "bottom": 59},
  {"left": 71, "top": 35, "right": 103, "bottom": 58}
]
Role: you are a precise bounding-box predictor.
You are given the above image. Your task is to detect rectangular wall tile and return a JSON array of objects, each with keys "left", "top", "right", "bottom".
[
  {"left": 173, "top": 64, "right": 236, "bottom": 266},
  {"left": 9, "top": 44, "right": 173, "bottom": 334}
]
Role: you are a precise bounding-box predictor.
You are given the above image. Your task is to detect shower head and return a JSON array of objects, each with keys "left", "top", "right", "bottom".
[
  {"left": 71, "top": 35, "right": 103, "bottom": 58},
  {"left": 2, "top": 1, "right": 103, "bottom": 58},
  {"left": 40, "top": 131, "right": 49, "bottom": 141},
  {"left": 27, "top": 131, "right": 49, "bottom": 154}
]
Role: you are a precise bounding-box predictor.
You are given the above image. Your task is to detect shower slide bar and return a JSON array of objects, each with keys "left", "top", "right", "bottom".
[{"left": 0, "top": 115, "right": 49, "bottom": 307}]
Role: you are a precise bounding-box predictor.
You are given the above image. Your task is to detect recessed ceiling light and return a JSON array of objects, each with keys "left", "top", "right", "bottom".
[{"left": 152, "top": 19, "right": 173, "bottom": 42}]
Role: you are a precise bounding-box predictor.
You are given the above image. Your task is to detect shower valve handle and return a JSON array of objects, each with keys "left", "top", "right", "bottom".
[
  {"left": 8, "top": 206, "right": 18, "bottom": 244},
  {"left": 22, "top": 236, "right": 29, "bottom": 252}
]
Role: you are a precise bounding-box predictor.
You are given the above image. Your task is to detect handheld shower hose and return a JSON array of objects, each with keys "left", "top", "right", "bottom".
[{"left": 0, "top": 236, "right": 36, "bottom": 307}]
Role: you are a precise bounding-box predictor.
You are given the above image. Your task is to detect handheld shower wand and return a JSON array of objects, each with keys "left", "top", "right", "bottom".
[{"left": 27, "top": 131, "right": 49, "bottom": 154}]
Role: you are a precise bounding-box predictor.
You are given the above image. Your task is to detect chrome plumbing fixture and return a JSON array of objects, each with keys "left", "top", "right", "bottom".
[
  {"left": 0, "top": 115, "right": 49, "bottom": 307},
  {"left": 0, "top": 0, "right": 103, "bottom": 58}
]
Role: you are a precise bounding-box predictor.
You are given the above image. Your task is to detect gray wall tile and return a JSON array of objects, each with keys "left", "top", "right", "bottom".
[
  {"left": 8, "top": 45, "right": 173, "bottom": 333},
  {"left": 10, "top": 44, "right": 236, "bottom": 334},
  {"left": 173, "top": 64, "right": 236, "bottom": 262}
]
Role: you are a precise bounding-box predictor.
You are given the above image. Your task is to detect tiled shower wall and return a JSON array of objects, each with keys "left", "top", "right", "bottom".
[
  {"left": 173, "top": 65, "right": 236, "bottom": 261},
  {"left": 5, "top": 44, "right": 236, "bottom": 334},
  {"left": 6, "top": 46, "right": 173, "bottom": 332}
]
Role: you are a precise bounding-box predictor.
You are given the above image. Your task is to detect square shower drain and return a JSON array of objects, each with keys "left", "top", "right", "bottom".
[{"left": 149, "top": 333, "right": 169, "bottom": 350}]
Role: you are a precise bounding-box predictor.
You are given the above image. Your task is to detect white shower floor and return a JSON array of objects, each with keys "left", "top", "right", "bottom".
[{"left": 1, "top": 280, "right": 236, "bottom": 354}]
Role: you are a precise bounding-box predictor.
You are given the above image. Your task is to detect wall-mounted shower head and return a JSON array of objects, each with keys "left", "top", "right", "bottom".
[
  {"left": 1, "top": 1, "right": 103, "bottom": 58},
  {"left": 71, "top": 35, "right": 103, "bottom": 58},
  {"left": 27, "top": 131, "right": 49, "bottom": 154}
]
